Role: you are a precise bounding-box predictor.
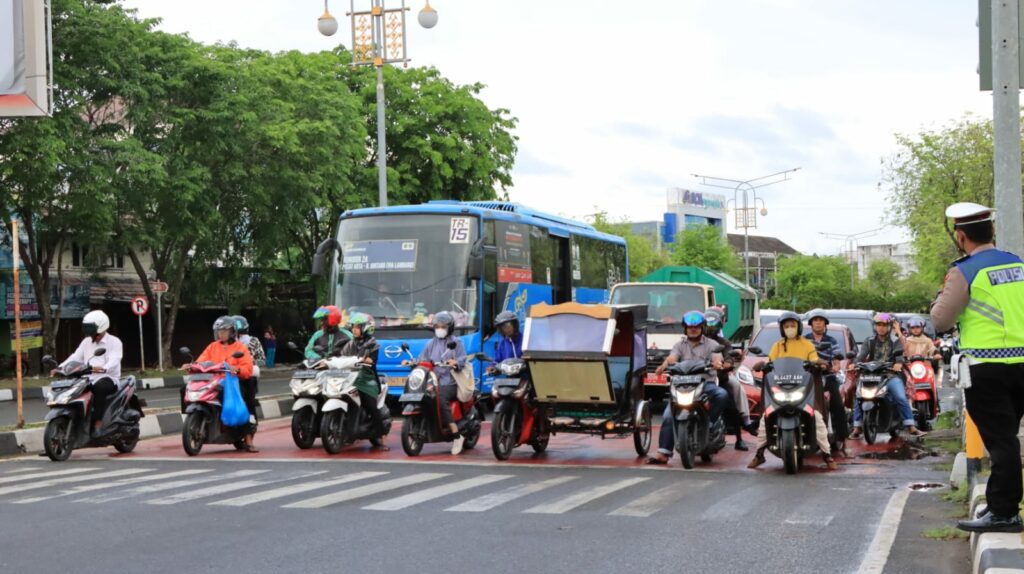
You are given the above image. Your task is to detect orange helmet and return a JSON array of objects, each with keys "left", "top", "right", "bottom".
[{"left": 313, "top": 305, "right": 343, "bottom": 328}]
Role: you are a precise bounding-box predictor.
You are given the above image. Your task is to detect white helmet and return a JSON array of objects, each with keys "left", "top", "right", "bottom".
[{"left": 82, "top": 310, "right": 110, "bottom": 336}]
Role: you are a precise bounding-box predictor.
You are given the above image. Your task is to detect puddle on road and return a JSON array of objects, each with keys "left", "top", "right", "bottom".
[
  {"left": 856, "top": 440, "right": 939, "bottom": 461},
  {"left": 908, "top": 482, "right": 945, "bottom": 492}
]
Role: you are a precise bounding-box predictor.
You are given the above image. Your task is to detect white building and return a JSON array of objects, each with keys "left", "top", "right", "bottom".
[
  {"left": 857, "top": 242, "right": 917, "bottom": 279},
  {"left": 661, "top": 188, "right": 728, "bottom": 242}
]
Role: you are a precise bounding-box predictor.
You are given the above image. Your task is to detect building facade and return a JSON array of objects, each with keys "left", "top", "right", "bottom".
[
  {"left": 856, "top": 242, "right": 917, "bottom": 279},
  {"left": 727, "top": 234, "right": 799, "bottom": 293}
]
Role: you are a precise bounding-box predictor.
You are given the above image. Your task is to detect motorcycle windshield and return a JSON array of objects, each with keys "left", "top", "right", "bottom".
[
  {"left": 668, "top": 359, "right": 708, "bottom": 376},
  {"left": 767, "top": 357, "right": 809, "bottom": 387}
]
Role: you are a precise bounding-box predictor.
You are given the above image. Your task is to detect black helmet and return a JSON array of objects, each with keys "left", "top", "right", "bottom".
[
  {"left": 494, "top": 311, "right": 519, "bottom": 334},
  {"left": 233, "top": 315, "right": 250, "bottom": 336},
  {"left": 433, "top": 311, "right": 455, "bottom": 330},
  {"left": 213, "top": 315, "right": 237, "bottom": 341},
  {"left": 804, "top": 309, "right": 829, "bottom": 326},
  {"left": 777, "top": 311, "right": 803, "bottom": 339}
]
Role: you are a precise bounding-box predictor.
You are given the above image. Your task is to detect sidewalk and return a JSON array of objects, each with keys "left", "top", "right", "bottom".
[{"left": 962, "top": 422, "right": 1024, "bottom": 574}]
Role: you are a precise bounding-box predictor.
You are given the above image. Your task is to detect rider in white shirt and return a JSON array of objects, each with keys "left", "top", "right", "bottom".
[{"left": 55, "top": 310, "right": 123, "bottom": 433}]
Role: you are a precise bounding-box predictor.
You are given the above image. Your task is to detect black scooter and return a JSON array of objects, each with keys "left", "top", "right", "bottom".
[
  {"left": 667, "top": 351, "right": 727, "bottom": 469},
  {"left": 42, "top": 348, "right": 144, "bottom": 462},
  {"left": 852, "top": 359, "right": 902, "bottom": 444}
]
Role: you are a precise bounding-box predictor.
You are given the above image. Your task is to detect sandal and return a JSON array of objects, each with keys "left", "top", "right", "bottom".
[
  {"left": 849, "top": 429, "right": 863, "bottom": 440},
  {"left": 644, "top": 456, "right": 669, "bottom": 465},
  {"left": 245, "top": 445, "right": 260, "bottom": 453}
]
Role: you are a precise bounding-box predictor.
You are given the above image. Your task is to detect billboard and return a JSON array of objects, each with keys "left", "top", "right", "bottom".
[{"left": 0, "top": 0, "right": 51, "bottom": 117}]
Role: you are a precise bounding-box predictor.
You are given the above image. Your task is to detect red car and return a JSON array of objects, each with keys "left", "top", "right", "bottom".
[{"left": 740, "top": 322, "right": 858, "bottom": 423}]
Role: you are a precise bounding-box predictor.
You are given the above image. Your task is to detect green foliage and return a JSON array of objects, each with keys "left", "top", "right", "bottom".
[
  {"left": 671, "top": 225, "right": 743, "bottom": 277},
  {"left": 588, "top": 212, "right": 669, "bottom": 279},
  {"left": 883, "top": 115, "right": 997, "bottom": 284}
]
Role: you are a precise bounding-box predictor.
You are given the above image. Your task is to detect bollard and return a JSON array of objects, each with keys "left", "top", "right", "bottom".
[{"left": 964, "top": 410, "right": 985, "bottom": 487}]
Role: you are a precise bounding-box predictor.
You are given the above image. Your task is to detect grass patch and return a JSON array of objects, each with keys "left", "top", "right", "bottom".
[
  {"left": 921, "top": 526, "right": 969, "bottom": 540},
  {"left": 943, "top": 482, "right": 970, "bottom": 505},
  {"left": 0, "top": 421, "right": 46, "bottom": 432},
  {"left": 933, "top": 411, "right": 958, "bottom": 431},
  {"left": 0, "top": 377, "right": 52, "bottom": 390},
  {"left": 932, "top": 460, "right": 955, "bottom": 473}
]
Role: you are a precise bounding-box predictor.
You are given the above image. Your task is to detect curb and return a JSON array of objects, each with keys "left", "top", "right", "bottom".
[
  {"left": 0, "top": 396, "right": 294, "bottom": 457},
  {"left": 969, "top": 482, "right": 1024, "bottom": 574}
]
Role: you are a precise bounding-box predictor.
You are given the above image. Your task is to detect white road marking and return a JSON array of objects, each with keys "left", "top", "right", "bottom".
[
  {"left": 524, "top": 477, "right": 650, "bottom": 514},
  {"left": 13, "top": 469, "right": 213, "bottom": 503},
  {"left": 210, "top": 472, "right": 389, "bottom": 507},
  {"left": 0, "top": 466, "right": 41, "bottom": 474},
  {"left": 609, "top": 480, "right": 711, "bottom": 517},
  {"left": 0, "top": 468, "right": 152, "bottom": 497},
  {"left": 445, "top": 476, "right": 579, "bottom": 513},
  {"left": 699, "top": 485, "right": 766, "bottom": 521},
  {"left": 77, "top": 469, "right": 272, "bottom": 503},
  {"left": 146, "top": 471, "right": 327, "bottom": 505},
  {"left": 856, "top": 489, "right": 910, "bottom": 574},
  {"left": 0, "top": 467, "right": 99, "bottom": 485},
  {"left": 283, "top": 473, "right": 449, "bottom": 509},
  {"left": 363, "top": 474, "right": 512, "bottom": 511}
]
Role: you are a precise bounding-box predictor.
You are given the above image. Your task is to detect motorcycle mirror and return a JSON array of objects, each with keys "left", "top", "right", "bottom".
[
  {"left": 747, "top": 346, "right": 763, "bottom": 356},
  {"left": 41, "top": 355, "right": 56, "bottom": 367},
  {"left": 231, "top": 351, "right": 245, "bottom": 359},
  {"left": 178, "top": 346, "right": 192, "bottom": 357},
  {"left": 751, "top": 361, "right": 766, "bottom": 372},
  {"left": 446, "top": 341, "right": 457, "bottom": 350},
  {"left": 400, "top": 342, "right": 410, "bottom": 352},
  {"left": 287, "top": 341, "right": 299, "bottom": 351},
  {"left": 815, "top": 342, "right": 832, "bottom": 353},
  {"left": 93, "top": 347, "right": 107, "bottom": 357}
]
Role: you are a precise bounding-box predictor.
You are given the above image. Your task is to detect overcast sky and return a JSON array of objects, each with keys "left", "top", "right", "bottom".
[{"left": 119, "top": 0, "right": 991, "bottom": 254}]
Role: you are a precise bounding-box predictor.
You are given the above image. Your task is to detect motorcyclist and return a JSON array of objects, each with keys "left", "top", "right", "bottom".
[
  {"left": 339, "top": 313, "right": 389, "bottom": 450},
  {"left": 414, "top": 311, "right": 468, "bottom": 455},
  {"left": 305, "top": 305, "right": 351, "bottom": 360},
  {"left": 54, "top": 310, "right": 123, "bottom": 436},
  {"left": 748, "top": 312, "right": 837, "bottom": 471},
  {"left": 703, "top": 307, "right": 756, "bottom": 450},
  {"left": 234, "top": 315, "right": 264, "bottom": 429},
  {"left": 646, "top": 310, "right": 730, "bottom": 464},
  {"left": 901, "top": 316, "right": 942, "bottom": 369},
  {"left": 487, "top": 311, "right": 523, "bottom": 372},
  {"left": 803, "top": 309, "right": 849, "bottom": 447},
  {"left": 185, "top": 316, "right": 257, "bottom": 451},
  {"left": 849, "top": 313, "right": 926, "bottom": 439}
]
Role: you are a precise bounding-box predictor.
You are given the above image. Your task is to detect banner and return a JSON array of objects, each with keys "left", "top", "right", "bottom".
[
  {"left": 0, "top": 280, "right": 91, "bottom": 319},
  {"left": 10, "top": 319, "right": 42, "bottom": 349},
  {"left": 341, "top": 240, "right": 418, "bottom": 273}
]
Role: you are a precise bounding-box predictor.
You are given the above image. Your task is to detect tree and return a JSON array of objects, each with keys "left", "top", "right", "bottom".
[
  {"left": 588, "top": 212, "right": 670, "bottom": 279},
  {"left": 865, "top": 259, "right": 901, "bottom": 298},
  {"left": 670, "top": 225, "right": 743, "bottom": 278},
  {"left": 883, "top": 115, "right": 998, "bottom": 284}
]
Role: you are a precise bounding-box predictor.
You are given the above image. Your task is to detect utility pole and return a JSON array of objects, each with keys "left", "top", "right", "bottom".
[{"left": 991, "top": 0, "right": 1024, "bottom": 254}]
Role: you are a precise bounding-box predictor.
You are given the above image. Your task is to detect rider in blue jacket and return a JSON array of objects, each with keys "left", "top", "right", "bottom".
[{"left": 489, "top": 311, "right": 523, "bottom": 368}]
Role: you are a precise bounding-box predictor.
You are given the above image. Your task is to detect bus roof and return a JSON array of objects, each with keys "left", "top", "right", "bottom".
[{"left": 340, "top": 201, "right": 625, "bottom": 245}]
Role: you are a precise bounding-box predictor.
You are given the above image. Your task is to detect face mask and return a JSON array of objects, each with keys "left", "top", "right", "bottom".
[
  {"left": 435, "top": 328, "right": 448, "bottom": 339},
  {"left": 783, "top": 327, "right": 798, "bottom": 339}
]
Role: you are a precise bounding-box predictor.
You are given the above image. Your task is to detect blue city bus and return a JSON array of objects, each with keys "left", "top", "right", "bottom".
[{"left": 312, "top": 200, "right": 629, "bottom": 399}]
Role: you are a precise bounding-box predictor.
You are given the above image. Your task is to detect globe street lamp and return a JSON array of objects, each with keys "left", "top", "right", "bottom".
[{"left": 318, "top": 0, "right": 438, "bottom": 208}]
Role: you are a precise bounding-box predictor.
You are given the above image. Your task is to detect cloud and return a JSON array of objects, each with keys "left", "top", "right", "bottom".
[{"left": 513, "top": 150, "right": 569, "bottom": 177}]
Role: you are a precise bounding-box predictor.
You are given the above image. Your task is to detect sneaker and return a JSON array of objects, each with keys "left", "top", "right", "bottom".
[
  {"left": 957, "top": 513, "right": 1023, "bottom": 533},
  {"left": 824, "top": 455, "right": 838, "bottom": 471},
  {"left": 744, "top": 422, "right": 759, "bottom": 437},
  {"left": 451, "top": 434, "right": 465, "bottom": 455}
]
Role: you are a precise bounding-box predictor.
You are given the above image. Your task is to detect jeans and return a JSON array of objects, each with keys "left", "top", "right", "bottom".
[
  {"left": 852, "top": 376, "right": 915, "bottom": 427},
  {"left": 658, "top": 382, "right": 729, "bottom": 457}
]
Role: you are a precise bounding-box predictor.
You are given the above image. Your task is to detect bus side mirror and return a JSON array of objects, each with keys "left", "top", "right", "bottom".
[
  {"left": 312, "top": 238, "right": 340, "bottom": 277},
  {"left": 466, "top": 238, "right": 484, "bottom": 281}
]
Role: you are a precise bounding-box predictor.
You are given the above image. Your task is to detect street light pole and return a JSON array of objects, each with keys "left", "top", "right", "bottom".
[
  {"left": 692, "top": 168, "right": 800, "bottom": 288},
  {"left": 819, "top": 227, "right": 886, "bottom": 288},
  {"left": 319, "top": 0, "right": 437, "bottom": 208}
]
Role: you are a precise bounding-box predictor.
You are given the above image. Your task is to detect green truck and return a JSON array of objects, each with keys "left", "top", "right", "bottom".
[{"left": 630, "top": 265, "right": 758, "bottom": 342}]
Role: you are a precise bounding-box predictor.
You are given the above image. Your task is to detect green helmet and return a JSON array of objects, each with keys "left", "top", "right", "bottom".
[{"left": 349, "top": 312, "right": 375, "bottom": 338}]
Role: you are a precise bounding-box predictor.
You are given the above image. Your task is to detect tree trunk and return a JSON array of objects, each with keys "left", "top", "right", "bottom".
[{"left": 161, "top": 241, "right": 192, "bottom": 365}]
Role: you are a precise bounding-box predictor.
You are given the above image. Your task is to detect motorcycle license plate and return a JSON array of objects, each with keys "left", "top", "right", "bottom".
[
  {"left": 915, "top": 383, "right": 932, "bottom": 389},
  {"left": 672, "top": 375, "right": 704, "bottom": 384},
  {"left": 293, "top": 370, "right": 318, "bottom": 379},
  {"left": 860, "top": 376, "right": 882, "bottom": 383},
  {"left": 644, "top": 373, "right": 668, "bottom": 385},
  {"left": 388, "top": 376, "right": 408, "bottom": 388},
  {"left": 188, "top": 374, "right": 214, "bottom": 382},
  {"left": 400, "top": 392, "right": 425, "bottom": 402}
]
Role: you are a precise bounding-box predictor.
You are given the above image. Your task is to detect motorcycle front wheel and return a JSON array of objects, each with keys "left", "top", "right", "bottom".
[
  {"left": 677, "top": 421, "right": 695, "bottom": 469},
  {"left": 781, "top": 428, "right": 799, "bottom": 475},
  {"left": 43, "top": 416, "right": 73, "bottom": 462},
  {"left": 863, "top": 408, "right": 878, "bottom": 445},
  {"left": 401, "top": 417, "right": 423, "bottom": 456},
  {"left": 182, "top": 412, "right": 206, "bottom": 456},
  {"left": 113, "top": 431, "right": 139, "bottom": 454},
  {"left": 633, "top": 401, "right": 652, "bottom": 456},
  {"left": 491, "top": 408, "right": 517, "bottom": 460},
  {"left": 320, "top": 410, "right": 346, "bottom": 455},
  {"left": 291, "top": 407, "right": 316, "bottom": 449}
]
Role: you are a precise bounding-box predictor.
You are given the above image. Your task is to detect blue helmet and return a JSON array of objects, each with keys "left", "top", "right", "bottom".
[
  {"left": 907, "top": 317, "right": 926, "bottom": 329},
  {"left": 682, "top": 310, "right": 706, "bottom": 327}
]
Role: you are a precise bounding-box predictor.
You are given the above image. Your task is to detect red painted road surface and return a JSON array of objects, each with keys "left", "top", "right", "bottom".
[{"left": 69, "top": 417, "right": 929, "bottom": 476}]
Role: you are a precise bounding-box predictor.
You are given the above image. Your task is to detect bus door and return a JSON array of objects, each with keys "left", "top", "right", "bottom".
[{"left": 547, "top": 229, "right": 571, "bottom": 304}]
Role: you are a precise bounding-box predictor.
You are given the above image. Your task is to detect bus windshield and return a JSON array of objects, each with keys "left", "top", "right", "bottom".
[
  {"left": 334, "top": 214, "right": 479, "bottom": 330},
  {"left": 610, "top": 284, "right": 707, "bottom": 332}
]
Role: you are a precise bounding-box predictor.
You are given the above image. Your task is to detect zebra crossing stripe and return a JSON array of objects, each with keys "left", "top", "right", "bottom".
[
  {"left": 524, "top": 477, "right": 650, "bottom": 514},
  {"left": 363, "top": 475, "right": 512, "bottom": 511},
  {"left": 1, "top": 466, "right": 41, "bottom": 474},
  {"left": 13, "top": 470, "right": 214, "bottom": 504},
  {"left": 283, "top": 473, "right": 449, "bottom": 509},
  {"left": 146, "top": 471, "right": 327, "bottom": 505},
  {"left": 0, "top": 467, "right": 100, "bottom": 485},
  {"left": 210, "top": 472, "right": 389, "bottom": 507},
  {"left": 0, "top": 468, "right": 153, "bottom": 497},
  {"left": 444, "top": 476, "right": 579, "bottom": 513},
  {"left": 76, "top": 469, "right": 272, "bottom": 503},
  {"left": 608, "top": 480, "right": 711, "bottom": 517},
  {"left": 699, "top": 484, "right": 767, "bottom": 520}
]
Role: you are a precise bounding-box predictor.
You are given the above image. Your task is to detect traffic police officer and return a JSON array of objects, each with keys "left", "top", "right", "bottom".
[{"left": 931, "top": 202, "right": 1024, "bottom": 533}]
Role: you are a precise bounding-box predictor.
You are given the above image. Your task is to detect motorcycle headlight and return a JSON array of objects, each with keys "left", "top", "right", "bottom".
[
  {"left": 291, "top": 379, "right": 321, "bottom": 396},
  {"left": 910, "top": 363, "right": 927, "bottom": 379},
  {"left": 187, "top": 390, "right": 203, "bottom": 401},
  {"left": 407, "top": 370, "right": 425, "bottom": 392},
  {"left": 858, "top": 386, "right": 878, "bottom": 399},
  {"left": 673, "top": 387, "right": 696, "bottom": 407},
  {"left": 52, "top": 381, "right": 87, "bottom": 405},
  {"left": 500, "top": 362, "right": 523, "bottom": 376},
  {"left": 771, "top": 387, "right": 806, "bottom": 403}
]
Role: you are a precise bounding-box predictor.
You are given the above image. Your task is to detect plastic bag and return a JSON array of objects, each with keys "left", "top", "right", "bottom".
[
  {"left": 221, "top": 365, "right": 250, "bottom": 427},
  {"left": 452, "top": 366, "right": 476, "bottom": 403}
]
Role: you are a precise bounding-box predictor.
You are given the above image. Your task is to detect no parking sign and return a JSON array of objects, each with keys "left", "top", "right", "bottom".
[{"left": 131, "top": 296, "right": 149, "bottom": 316}]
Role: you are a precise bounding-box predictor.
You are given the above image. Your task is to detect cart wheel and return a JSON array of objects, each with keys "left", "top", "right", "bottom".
[{"left": 633, "top": 400, "right": 652, "bottom": 456}]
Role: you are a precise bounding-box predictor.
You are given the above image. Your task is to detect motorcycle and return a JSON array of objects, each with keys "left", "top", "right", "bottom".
[
  {"left": 287, "top": 342, "right": 329, "bottom": 449},
  {"left": 753, "top": 344, "right": 829, "bottom": 475},
  {"left": 904, "top": 354, "right": 939, "bottom": 431},
  {"left": 179, "top": 347, "right": 253, "bottom": 456},
  {"left": 851, "top": 358, "right": 901, "bottom": 445},
  {"left": 41, "top": 348, "right": 144, "bottom": 462},
  {"left": 667, "top": 352, "right": 727, "bottom": 469},
  {"left": 939, "top": 335, "right": 956, "bottom": 364},
  {"left": 398, "top": 342, "right": 483, "bottom": 456},
  {"left": 485, "top": 356, "right": 549, "bottom": 460},
  {"left": 319, "top": 355, "right": 392, "bottom": 454}
]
